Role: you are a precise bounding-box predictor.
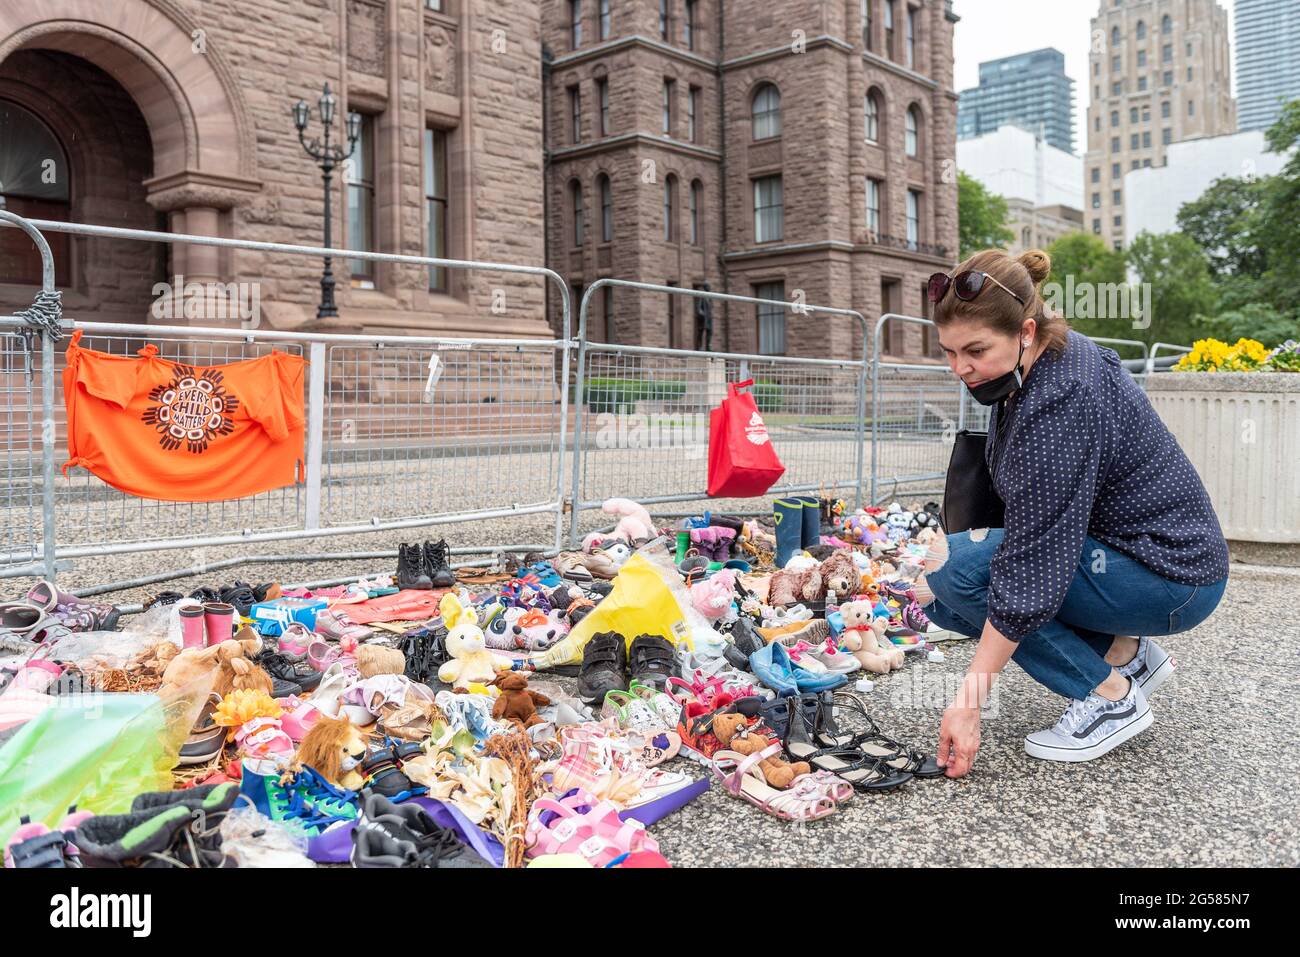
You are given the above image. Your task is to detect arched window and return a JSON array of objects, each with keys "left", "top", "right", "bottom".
[
  {"left": 864, "top": 90, "right": 881, "bottom": 143},
  {"left": 1111, "top": 25, "right": 1120, "bottom": 45},
  {"left": 570, "top": 180, "right": 585, "bottom": 246},
  {"left": 598, "top": 173, "right": 613, "bottom": 243},
  {"left": 1136, "top": 20, "right": 1146, "bottom": 40},
  {"left": 664, "top": 174, "right": 678, "bottom": 241},
  {"left": 905, "top": 105, "right": 920, "bottom": 157},
  {"left": 689, "top": 179, "right": 703, "bottom": 245},
  {"left": 1161, "top": 14, "right": 1172, "bottom": 34},
  {"left": 0, "top": 100, "right": 71, "bottom": 286},
  {"left": 751, "top": 83, "right": 781, "bottom": 140}
]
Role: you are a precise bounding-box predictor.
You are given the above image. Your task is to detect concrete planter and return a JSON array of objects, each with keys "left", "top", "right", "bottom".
[{"left": 1147, "top": 372, "right": 1300, "bottom": 560}]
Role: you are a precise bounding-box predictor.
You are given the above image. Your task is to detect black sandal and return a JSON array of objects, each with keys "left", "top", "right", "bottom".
[
  {"left": 781, "top": 698, "right": 911, "bottom": 792},
  {"left": 815, "top": 691, "right": 944, "bottom": 778}
]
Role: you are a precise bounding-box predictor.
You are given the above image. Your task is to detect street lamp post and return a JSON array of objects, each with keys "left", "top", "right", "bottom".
[{"left": 292, "top": 82, "right": 360, "bottom": 319}]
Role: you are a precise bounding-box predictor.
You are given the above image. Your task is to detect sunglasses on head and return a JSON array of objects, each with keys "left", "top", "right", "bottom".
[{"left": 927, "top": 270, "right": 1026, "bottom": 306}]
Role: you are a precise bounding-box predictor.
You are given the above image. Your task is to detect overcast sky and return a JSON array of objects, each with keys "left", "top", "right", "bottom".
[{"left": 951, "top": 0, "right": 1238, "bottom": 155}]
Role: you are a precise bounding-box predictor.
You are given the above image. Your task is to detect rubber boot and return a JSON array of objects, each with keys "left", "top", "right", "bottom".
[
  {"left": 773, "top": 499, "right": 804, "bottom": 568},
  {"left": 180, "top": 606, "right": 206, "bottom": 649},
  {"left": 713, "top": 527, "right": 737, "bottom": 563},
  {"left": 675, "top": 530, "right": 691, "bottom": 563},
  {"left": 203, "top": 602, "right": 235, "bottom": 646},
  {"left": 796, "top": 495, "right": 821, "bottom": 549}
]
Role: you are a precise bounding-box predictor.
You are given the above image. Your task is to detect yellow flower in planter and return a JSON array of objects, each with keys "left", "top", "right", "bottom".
[{"left": 1176, "top": 337, "right": 1269, "bottom": 372}]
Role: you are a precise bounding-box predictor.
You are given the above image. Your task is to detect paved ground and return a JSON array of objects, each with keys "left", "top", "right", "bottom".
[{"left": 7, "top": 510, "right": 1297, "bottom": 867}]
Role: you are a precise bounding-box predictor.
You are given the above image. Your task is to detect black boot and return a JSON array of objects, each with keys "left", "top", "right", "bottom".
[
  {"left": 396, "top": 543, "right": 432, "bottom": 590},
  {"left": 422, "top": 540, "right": 456, "bottom": 589}
]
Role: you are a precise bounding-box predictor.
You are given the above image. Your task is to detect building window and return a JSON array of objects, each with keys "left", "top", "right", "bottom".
[
  {"left": 569, "top": 86, "right": 582, "bottom": 143},
  {"left": 1161, "top": 100, "right": 1171, "bottom": 118},
  {"left": 684, "top": 0, "right": 697, "bottom": 49},
  {"left": 346, "top": 111, "right": 375, "bottom": 284},
  {"left": 866, "top": 177, "right": 882, "bottom": 235},
  {"left": 906, "top": 189, "right": 920, "bottom": 250},
  {"left": 1138, "top": 75, "right": 1148, "bottom": 91},
  {"left": 1111, "top": 25, "right": 1120, "bottom": 45},
  {"left": 689, "top": 179, "right": 703, "bottom": 245},
  {"left": 1094, "top": 116, "right": 1101, "bottom": 132},
  {"left": 905, "top": 6, "right": 916, "bottom": 69},
  {"left": 1093, "top": 218, "right": 1101, "bottom": 234},
  {"left": 884, "top": 1, "right": 895, "bottom": 59},
  {"left": 424, "top": 128, "right": 448, "bottom": 291},
  {"left": 752, "top": 83, "right": 781, "bottom": 139},
  {"left": 1143, "top": 158, "right": 1151, "bottom": 168},
  {"left": 1112, "top": 189, "right": 1121, "bottom": 204},
  {"left": 1132, "top": 159, "right": 1140, "bottom": 170},
  {"left": 862, "top": 0, "right": 873, "bottom": 50},
  {"left": 1188, "top": 100, "right": 1195, "bottom": 117},
  {"left": 1093, "top": 61, "right": 1099, "bottom": 76},
  {"left": 0, "top": 99, "right": 72, "bottom": 287},
  {"left": 1137, "top": 49, "right": 1147, "bottom": 68},
  {"left": 1162, "top": 43, "right": 1172, "bottom": 63},
  {"left": 571, "top": 180, "right": 585, "bottom": 246},
  {"left": 599, "top": 173, "right": 613, "bottom": 242},
  {"left": 905, "top": 105, "right": 919, "bottom": 156},
  {"left": 600, "top": 0, "right": 611, "bottom": 40},
  {"left": 1130, "top": 133, "right": 1139, "bottom": 149},
  {"left": 754, "top": 175, "right": 783, "bottom": 242},
  {"left": 1111, "top": 55, "right": 1121, "bottom": 72},
  {"left": 1187, "top": 66, "right": 1193, "bottom": 81},
  {"left": 1095, "top": 84, "right": 1100, "bottom": 98},
  {"left": 602, "top": 285, "right": 615, "bottom": 343},
  {"left": 1112, "top": 162, "right": 1121, "bottom": 177},
  {"left": 426, "top": 0, "right": 444, "bottom": 11},
  {"left": 1111, "top": 136, "right": 1120, "bottom": 152},
  {"left": 664, "top": 175, "right": 677, "bottom": 241},
  {"left": 1186, "top": 41, "right": 1192, "bottom": 56},
  {"left": 663, "top": 79, "right": 675, "bottom": 135},
  {"left": 755, "top": 281, "right": 786, "bottom": 356},
  {"left": 1162, "top": 127, "right": 1172, "bottom": 145},
  {"left": 1112, "top": 80, "right": 1123, "bottom": 95},
  {"left": 1130, "top": 107, "right": 1138, "bottom": 123},
  {"left": 1142, "top": 106, "right": 1150, "bottom": 122},
  {"left": 570, "top": 0, "right": 582, "bottom": 49},
  {"left": 688, "top": 86, "right": 699, "bottom": 142},
  {"left": 864, "top": 91, "right": 880, "bottom": 143},
  {"left": 1091, "top": 167, "right": 1100, "bottom": 183},
  {"left": 659, "top": 0, "right": 669, "bottom": 41},
  {"left": 1136, "top": 20, "right": 1146, "bottom": 40},
  {"left": 598, "top": 78, "right": 610, "bottom": 135},
  {"left": 1162, "top": 70, "right": 1172, "bottom": 86},
  {"left": 1113, "top": 215, "right": 1122, "bottom": 228},
  {"left": 1162, "top": 14, "right": 1171, "bottom": 34},
  {"left": 1092, "top": 192, "right": 1101, "bottom": 209},
  {"left": 1111, "top": 110, "right": 1119, "bottom": 127}
]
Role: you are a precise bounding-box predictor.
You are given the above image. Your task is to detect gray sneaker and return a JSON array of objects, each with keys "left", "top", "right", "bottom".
[
  {"left": 1024, "top": 679, "right": 1153, "bottom": 763},
  {"left": 1116, "top": 636, "right": 1176, "bottom": 697}
]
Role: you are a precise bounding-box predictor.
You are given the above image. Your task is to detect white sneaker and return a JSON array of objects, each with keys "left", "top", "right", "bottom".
[
  {"left": 1116, "top": 637, "right": 1176, "bottom": 698},
  {"left": 1024, "top": 679, "right": 1153, "bottom": 763}
]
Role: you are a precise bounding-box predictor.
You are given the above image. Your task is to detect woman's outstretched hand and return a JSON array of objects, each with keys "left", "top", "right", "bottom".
[{"left": 937, "top": 703, "right": 981, "bottom": 778}]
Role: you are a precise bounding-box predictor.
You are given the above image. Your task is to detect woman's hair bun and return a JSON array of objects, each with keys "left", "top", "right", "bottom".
[{"left": 1017, "top": 249, "right": 1051, "bottom": 285}]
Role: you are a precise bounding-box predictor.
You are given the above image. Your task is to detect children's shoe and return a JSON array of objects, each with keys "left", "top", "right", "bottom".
[
  {"left": 74, "top": 783, "right": 239, "bottom": 867},
  {"left": 4, "top": 817, "right": 71, "bottom": 868},
  {"left": 577, "top": 631, "right": 628, "bottom": 704},
  {"left": 627, "top": 635, "right": 678, "bottom": 692},
  {"left": 422, "top": 540, "right": 457, "bottom": 589},
  {"left": 396, "top": 542, "right": 433, "bottom": 590},
  {"left": 277, "top": 622, "right": 315, "bottom": 659},
  {"left": 351, "top": 792, "right": 491, "bottom": 869},
  {"left": 25, "top": 580, "right": 121, "bottom": 632},
  {"left": 360, "top": 747, "right": 427, "bottom": 802},
  {"left": 756, "top": 618, "right": 831, "bottom": 648},
  {"left": 257, "top": 650, "right": 323, "bottom": 692},
  {"left": 1024, "top": 679, "right": 1154, "bottom": 763},
  {"left": 314, "top": 610, "right": 371, "bottom": 644}
]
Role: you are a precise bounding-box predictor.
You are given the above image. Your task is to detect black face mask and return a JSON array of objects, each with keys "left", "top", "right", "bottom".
[{"left": 966, "top": 336, "right": 1027, "bottom": 406}]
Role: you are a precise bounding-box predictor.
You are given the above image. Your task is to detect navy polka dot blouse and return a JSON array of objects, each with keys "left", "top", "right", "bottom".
[{"left": 984, "top": 330, "right": 1229, "bottom": 642}]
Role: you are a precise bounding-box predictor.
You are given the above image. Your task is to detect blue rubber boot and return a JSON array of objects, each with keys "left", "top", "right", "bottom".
[
  {"left": 796, "top": 495, "right": 821, "bottom": 549},
  {"left": 773, "top": 498, "right": 803, "bottom": 568}
]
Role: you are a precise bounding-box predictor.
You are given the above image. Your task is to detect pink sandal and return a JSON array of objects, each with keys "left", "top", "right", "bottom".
[
  {"left": 710, "top": 744, "right": 838, "bottom": 822},
  {"left": 525, "top": 790, "right": 659, "bottom": 866}
]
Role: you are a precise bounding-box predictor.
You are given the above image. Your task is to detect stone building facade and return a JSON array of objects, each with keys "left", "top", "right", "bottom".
[
  {"left": 0, "top": 0, "right": 553, "bottom": 340},
  {"left": 542, "top": 0, "right": 960, "bottom": 361}
]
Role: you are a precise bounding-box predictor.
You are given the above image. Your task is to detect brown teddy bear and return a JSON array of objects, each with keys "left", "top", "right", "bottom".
[
  {"left": 816, "top": 549, "right": 862, "bottom": 603},
  {"left": 490, "top": 672, "right": 552, "bottom": 730},
  {"left": 768, "top": 549, "right": 861, "bottom": 607},
  {"left": 712, "top": 712, "right": 810, "bottom": 789},
  {"left": 159, "top": 637, "right": 272, "bottom": 698}
]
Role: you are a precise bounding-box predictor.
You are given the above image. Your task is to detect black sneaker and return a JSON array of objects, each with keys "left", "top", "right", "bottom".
[
  {"left": 360, "top": 748, "right": 423, "bottom": 801},
  {"left": 396, "top": 542, "right": 433, "bottom": 590},
  {"left": 219, "top": 582, "right": 259, "bottom": 616},
  {"left": 723, "top": 618, "right": 765, "bottom": 671},
  {"left": 628, "top": 634, "right": 678, "bottom": 692},
  {"left": 255, "top": 651, "right": 322, "bottom": 693},
  {"left": 422, "top": 540, "right": 456, "bottom": 589},
  {"left": 577, "top": 631, "right": 628, "bottom": 703},
  {"left": 351, "top": 791, "right": 490, "bottom": 868}
]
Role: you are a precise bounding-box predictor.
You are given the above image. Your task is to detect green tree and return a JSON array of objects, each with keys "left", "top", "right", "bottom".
[
  {"left": 1175, "top": 175, "right": 1271, "bottom": 279},
  {"left": 1204, "top": 303, "right": 1300, "bottom": 344},
  {"left": 1126, "top": 231, "right": 1219, "bottom": 346},
  {"left": 956, "top": 171, "right": 1014, "bottom": 260},
  {"left": 1041, "top": 233, "right": 1127, "bottom": 340}
]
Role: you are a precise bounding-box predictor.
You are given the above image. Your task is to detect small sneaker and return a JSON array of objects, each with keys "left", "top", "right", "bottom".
[
  {"left": 351, "top": 791, "right": 490, "bottom": 869},
  {"left": 1024, "top": 679, "right": 1153, "bottom": 763},
  {"left": 628, "top": 634, "right": 679, "bottom": 692},
  {"left": 722, "top": 617, "right": 766, "bottom": 670},
  {"left": 256, "top": 650, "right": 323, "bottom": 693},
  {"left": 422, "top": 540, "right": 456, "bottom": 590},
  {"left": 577, "top": 631, "right": 628, "bottom": 704},
  {"left": 756, "top": 618, "right": 831, "bottom": 648},
  {"left": 395, "top": 543, "right": 433, "bottom": 590},
  {"left": 1116, "top": 637, "right": 1176, "bottom": 698}
]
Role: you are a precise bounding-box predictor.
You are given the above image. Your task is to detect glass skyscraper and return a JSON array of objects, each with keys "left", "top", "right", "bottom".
[
  {"left": 1235, "top": 0, "right": 1300, "bottom": 132},
  {"left": 958, "top": 48, "right": 1076, "bottom": 155}
]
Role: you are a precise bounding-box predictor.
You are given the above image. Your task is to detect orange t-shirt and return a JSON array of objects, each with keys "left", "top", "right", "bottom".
[{"left": 62, "top": 330, "right": 307, "bottom": 502}]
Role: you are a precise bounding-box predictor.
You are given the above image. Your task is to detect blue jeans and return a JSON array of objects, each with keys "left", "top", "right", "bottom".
[{"left": 923, "top": 530, "right": 1227, "bottom": 700}]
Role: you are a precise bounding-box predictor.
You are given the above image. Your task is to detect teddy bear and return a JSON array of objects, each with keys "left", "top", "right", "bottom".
[
  {"left": 816, "top": 550, "right": 862, "bottom": 604},
  {"left": 294, "top": 715, "right": 368, "bottom": 791},
  {"left": 840, "top": 512, "right": 888, "bottom": 547},
  {"left": 768, "top": 549, "right": 860, "bottom": 608},
  {"left": 837, "top": 600, "right": 904, "bottom": 674},
  {"left": 159, "top": 637, "right": 272, "bottom": 699},
  {"left": 489, "top": 672, "right": 552, "bottom": 730},
  {"left": 437, "top": 624, "right": 512, "bottom": 691},
  {"left": 602, "top": 497, "right": 656, "bottom": 543},
  {"left": 712, "top": 712, "right": 810, "bottom": 789}
]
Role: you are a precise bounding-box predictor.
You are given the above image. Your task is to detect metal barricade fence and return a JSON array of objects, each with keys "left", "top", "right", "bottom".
[
  {"left": 567, "top": 279, "right": 870, "bottom": 546},
  {"left": 0, "top": 211, "right": 574, "bottom": 581}
]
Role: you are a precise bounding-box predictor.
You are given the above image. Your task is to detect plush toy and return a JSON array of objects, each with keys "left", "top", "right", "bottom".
[
  {"left": 510, "top": 608, "right": 562, "bottom": 651},
  {"left": 437, "top": 621, "right": 512, "bottom": 691},
  {"left": 485, "top": 606, "right": 528, "bottom": 650},
  {"left": 816, "top": 550, "right": 862, "bottom": 604},
  {"left": 602, "top": 497, "right": 656, "bottom": 543},
  {"left": 838, "top": 600, "right": 904, "bottom": 674},
  {"left": 690, "top": 569, "right": 737, "bottom": 620},
  {"left": 294, "top": 715, "right": 368, "bottom": 791},
  {"left": 712, "top": 713, "right": 810, "bottom": 789},
  {"left": 840, "top": 511, "right": 888, "bottom": 547},
  {"left": 159, "top": 638, "right": 272, "bottom": 699},
  {"left": 356, "top": 644, "right": 406, "bottom": 678},
  {"left": 489, "top": 672, "right": 552, "bottom": 730}
]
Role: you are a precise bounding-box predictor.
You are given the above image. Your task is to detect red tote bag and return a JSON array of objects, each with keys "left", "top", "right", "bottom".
[{"left": 707, "top": 378, "right": 786, "bottom": 497}]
